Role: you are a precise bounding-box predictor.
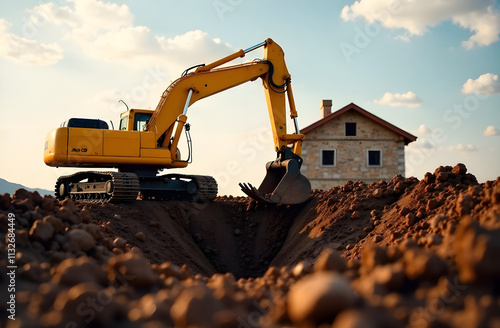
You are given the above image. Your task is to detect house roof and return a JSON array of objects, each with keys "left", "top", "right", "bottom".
[{"left": 301, "top": 102, "right": 417, "bottom": 145}]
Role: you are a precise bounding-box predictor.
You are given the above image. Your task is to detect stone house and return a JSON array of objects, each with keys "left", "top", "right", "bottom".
[{"left": 300, "top": 101, "right": 417, "bottom": 190}]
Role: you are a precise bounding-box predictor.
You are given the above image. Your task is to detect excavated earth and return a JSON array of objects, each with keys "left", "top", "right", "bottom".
[{"left": 1, "top": 163, "right": 500, "bottom": 327}]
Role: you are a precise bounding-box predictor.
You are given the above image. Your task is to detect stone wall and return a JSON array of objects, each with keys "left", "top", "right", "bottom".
[{"left": 301, "top": 110, "right": 406, "bottom": 190}]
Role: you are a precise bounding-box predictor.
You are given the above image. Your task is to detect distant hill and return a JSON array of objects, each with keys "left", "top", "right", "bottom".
[{"left": 0, "top": 178, "right": 53, "bottom": 196}]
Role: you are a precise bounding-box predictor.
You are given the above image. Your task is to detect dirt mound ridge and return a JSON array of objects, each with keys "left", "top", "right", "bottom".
[{"left": 1, "top": 163, "right": 500, "bottom": 327}]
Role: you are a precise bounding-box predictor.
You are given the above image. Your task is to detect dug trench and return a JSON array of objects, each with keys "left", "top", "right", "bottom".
[{"left": 77, "top": 163, "right": 473, "bottom": 279}]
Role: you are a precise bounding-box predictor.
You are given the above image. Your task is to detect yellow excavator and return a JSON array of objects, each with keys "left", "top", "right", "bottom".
[{"left": 43, "top": 38, "right": 311, "bottom": 204}]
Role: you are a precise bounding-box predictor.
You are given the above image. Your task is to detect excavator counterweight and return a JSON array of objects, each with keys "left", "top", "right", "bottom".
[{"left": 44, "top": 39, "right": 311, "bottom": 204}]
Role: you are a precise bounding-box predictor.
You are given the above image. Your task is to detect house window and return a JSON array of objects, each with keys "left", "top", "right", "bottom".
[
  {"left": 345, "top": 122, "right": 356, "bottom": 136},
  {"left": 321, "top": 149, "right": 336, "bottom": 167},
  {"left": 367, "top": 149, "right": 382, "bottom": 167}
]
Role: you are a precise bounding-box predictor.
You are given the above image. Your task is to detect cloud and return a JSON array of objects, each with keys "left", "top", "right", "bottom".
[
  {"left": 461, "top": 73, "right": 500, "bottom": 94},
  {"left": 448, "top": 143, "right": 478, "bottom": 152},
  {"left": 374, "top": 91, "right": 421, "bottom": 107},
  {"left": 340, "top": 0, "right": 500, "bottom": 49},
  {"left": 484, "top": 125, "right": 500, "bottom": 136},
  {"left": 0, "top": 18, "right": 63, "bottom": 65},
  {"left": 27, "top": 0, "right": 233, "bottom": 70},
  {"left": 412, "top": 124, "right": 433, "bottom": 135},
  {"left": 406, "top": 124, "right": 446, "bottom": 153}
]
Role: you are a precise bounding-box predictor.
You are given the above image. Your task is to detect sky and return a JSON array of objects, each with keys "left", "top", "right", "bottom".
[{"left": 0, "top": 0, "right": 499, "bottom": 196}]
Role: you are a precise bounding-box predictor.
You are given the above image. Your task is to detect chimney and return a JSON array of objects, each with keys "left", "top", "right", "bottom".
[{"left": 321, "top": 99, "right": 332, "bottom": 119}]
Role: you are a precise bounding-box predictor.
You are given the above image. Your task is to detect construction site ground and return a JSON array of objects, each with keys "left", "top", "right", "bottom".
[{"left": 1, "top": 163, "right": 500, "bottom": 327}]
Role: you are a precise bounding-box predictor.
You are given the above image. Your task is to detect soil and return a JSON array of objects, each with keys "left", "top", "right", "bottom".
[{"left": 1, "top": 163, "right": 500, "bottom": 327}]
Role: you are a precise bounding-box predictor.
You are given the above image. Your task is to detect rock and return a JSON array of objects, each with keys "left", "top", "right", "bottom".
[
  {"left": 362, "top": 245, "right": 389, "bottom": 273},
  {"left": 29, "top": 220, "right": 55, "bottom": 241},
  {"left": 424, "top": 172, "right": 435, "bottom": 184},
  {"left": 332, "top": 308, "right": 401, "bottom": 328},
  {"left": 108, "top": 251, "right": 157, "bottom": 287},
  {"left": 425, "top": 234, "right": 442, "bottom": 246},
  {"left": 114, "top": 237, "right": 127, "bottom": 249},
  {"left": 452, "top": 163, "right": 467, "bottom": 175},
  {"left": 351, "top": 211, "right": 360, "bottom": 220},
  {"left": 431, "top": 213, "right": 448, "bottom": 229},
  {"left": 416, "top": 207, "right": 426, "bottom": 220},
  {"left": 13, "top": 199, "right": 35, "bottom": 212},
  {"left": 41, "top": 197, "right": 56, "bottom": 212},
  {"left": 426, "top": 199, "right": 440, "bottom": 211},
  {"left": 287, "top": 272, "right": 356, "bottom": 324},
  {"left": 373, "top": 188, "right": 383, "bottom": 199},
  {"left": 406, "top": 213, "right": 417, "bottom": 226},
  {"left": 454, "top": 217, "right": 500, "bottom": 283},
  {"left": 314, "top": 248, "right": 347, "bottom": 273},
  {"left": 403, "top": 248, "right": 446, "bottom": 281},
  {"left": 0, "top": 214, "right": 10, "bottom": 233},
  {"left": 135, "top": 231, "right": 146, "bottom": 242},
  {"left": 60, "top": 198, "right": 77, "bottom": 211},
  {"left": 170, "top": 286, "right": 224, "bottom": 327},
  {"left": 399, "top": 207, "right": 410, "bottom": 216},
  {"left": 207, "top": 273, "right": 236, "bottom": 293},
  {"left": 65, "top": 229, "right": 96, "bottom": 252},
  {"left": 53, "top": 283, "right": 115, "bottom": 327},
  {"left": 80, "top": 210, "right": 93, "bottom": 223},
  {"left": 0, "top": 193, "right": 11, "bottom": 210},
  {"left": 456, "top": 194, "right": 474, "bottom": 216},
  {"left": 43, "top": 215, "right": 64, "bottom": 233},
  {"left": 370, "top": 263, "right": 405, "bottom": 291},
  {"left": 264, "top": 266, "right": 280, "bottom": 279},
  {"left": 13, "top": 188, "right": 32, "bottom": 201},
  {"left": 156, "top": 262, "right": 184, "bottom": 280},
  {"left": 291, "top": 261, "right": 312, "bottom": 278},
  {"left": 83, "top": 223, "right": 104, "bottom": 241},
  {"left": 53, "top": 256, "right": 107, "bottom": 286},
  {"left": 437, "top": 171, "right": 449, "bottom": 182},
  {"left": 56, "top": 207, "right": 78, "bottom": 224}
]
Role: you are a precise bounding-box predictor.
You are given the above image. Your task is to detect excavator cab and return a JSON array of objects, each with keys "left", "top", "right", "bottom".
[{"left": 119, "top": 109, "right": 154, "bottom": 131}]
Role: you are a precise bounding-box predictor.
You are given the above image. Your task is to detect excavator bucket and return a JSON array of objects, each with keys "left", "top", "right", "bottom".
[{"left": 240, "top": 156, "right": 311, "bottom": 204}]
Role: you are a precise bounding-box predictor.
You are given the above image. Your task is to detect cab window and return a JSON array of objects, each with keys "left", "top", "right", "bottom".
[
  {"left": 119, "top": 116, "right": 128, "bottom": 130},
  {"left": 134, "top": 113, "right": 152, "bottom": 131}
]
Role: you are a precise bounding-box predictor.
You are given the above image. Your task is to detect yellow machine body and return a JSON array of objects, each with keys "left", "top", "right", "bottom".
[{"left": 44, "top": 109, "right": 186, "bottom": 169}]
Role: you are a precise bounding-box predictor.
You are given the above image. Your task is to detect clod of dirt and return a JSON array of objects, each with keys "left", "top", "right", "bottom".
[
  {"left": 454, "top": 216, "right": 500, "bottom": 283},
  {"left": 29, "top": 220, "right": 55, "bottom": 241},
  {"left": 108, "top": 250, "right": 158, "bottom": 287},
  {"left": 64, "top": 228, "right": 96, "bottom": 252},
  {"left": 287, "top": 272, "right": 356, "bottom": 324},
  {"left": 52, "top": 256, "right": 107, "bottom": 286},
  {"left": 313, "top": 248, "right": 347, "bottom": 273},
  {"left": 170, "top": 286, "right": 225, "bottom": 327}
]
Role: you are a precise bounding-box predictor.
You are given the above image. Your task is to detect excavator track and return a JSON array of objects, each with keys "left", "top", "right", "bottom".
[
  {"left": 138, "top": 174, "right": 218, "bottom": 202},
  {"left": 191, "top": 175, "right": 218, "bottom": 202},
  {"left": 55, "top": 171, "right": 140, "bottom": 203}
]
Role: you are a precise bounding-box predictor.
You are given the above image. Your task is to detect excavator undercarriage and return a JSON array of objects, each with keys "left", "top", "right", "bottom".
[{"left": 55, "top": 171, "right": 217, "bottom": 203}]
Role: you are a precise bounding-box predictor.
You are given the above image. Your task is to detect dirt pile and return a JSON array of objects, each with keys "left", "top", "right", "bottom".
[{"left": 1, "top": 163, "right": 500, "bottom": 327}]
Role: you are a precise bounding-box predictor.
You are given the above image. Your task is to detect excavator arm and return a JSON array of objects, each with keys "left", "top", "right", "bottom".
[
  {"left": 144, "top": 38, "right": 311, "bottom": 204},
  {"left": 145, "top": 39, "right": 304, "bottom": 159}
]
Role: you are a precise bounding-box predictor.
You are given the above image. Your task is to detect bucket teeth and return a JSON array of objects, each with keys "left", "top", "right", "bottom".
[{"left": 239, "top": 183, "right": 275, "bottom": 203}]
